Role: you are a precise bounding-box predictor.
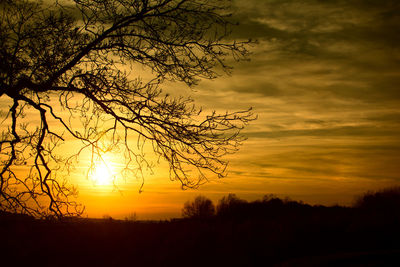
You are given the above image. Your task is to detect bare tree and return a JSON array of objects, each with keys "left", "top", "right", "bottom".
[
  {"left": 182, "top": 195, "right": 215, "bottom": 219},
  {"left": 0, "top": 0, "right": 254, "bottom": 218}
]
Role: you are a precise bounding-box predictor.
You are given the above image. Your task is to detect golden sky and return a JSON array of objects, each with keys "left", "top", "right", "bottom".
[{"left": 2, "top": 0, "right": 400, "bottom": 219}]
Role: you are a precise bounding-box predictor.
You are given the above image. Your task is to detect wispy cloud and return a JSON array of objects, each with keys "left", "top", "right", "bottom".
[{"left": 185, "top": 0, "right": 400, "bottom": 203}]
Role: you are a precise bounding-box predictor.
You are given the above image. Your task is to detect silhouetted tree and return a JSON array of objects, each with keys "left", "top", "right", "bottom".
[
  {"left": 216, "top": 193, "right": 247, "bottom": 217},
  {"left": 182, "top": 195, "right": 215, "bottom": 219},
  {"left": 354, "top": 186, "right": 400, "bottom": 214},
  {"left": 125, "top": 212, "right": 138, "bottom": 222},
  {"left": 0, "top": 0, "right": 254, "bottom": 218}
]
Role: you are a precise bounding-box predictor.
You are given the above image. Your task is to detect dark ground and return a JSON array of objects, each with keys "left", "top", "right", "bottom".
[{"left": 1, "top": 193, "right": 400, "bottom": 266}]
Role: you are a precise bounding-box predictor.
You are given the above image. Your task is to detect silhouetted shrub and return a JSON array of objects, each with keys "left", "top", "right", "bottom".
[
  {"left": 216, "top": 193, "right": 247, "bottom": 218},
  {"left": 215, "top": 194, "right": 323, "bottom": 222},
  {"left": 182, "top": 196, "right": 215, "bottom": 219},
  {"left": 354, "top": 186, "right": 400, "bottom": 212},
  {"left": 125, "top": 212, "right": 138, "bottom": 222}
]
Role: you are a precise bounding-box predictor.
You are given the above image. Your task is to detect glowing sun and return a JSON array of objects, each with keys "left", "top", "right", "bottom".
[{"left": 90, "top": 161, "right": 114, "bottom": 186}]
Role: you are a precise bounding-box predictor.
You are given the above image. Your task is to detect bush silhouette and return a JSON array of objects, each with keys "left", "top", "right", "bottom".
[
  {"left": 354, "top": 186, "right": 400, "bottom": 212},
  {"left": 216, "top": 193, "right": 247, "bottom": 218},
  {"left": 182, "top": 196, "right": 215, "bottom": 219}
]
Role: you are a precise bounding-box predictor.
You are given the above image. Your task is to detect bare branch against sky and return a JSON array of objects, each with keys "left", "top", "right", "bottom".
[
  {"left": 0, "top": 0, "right": 254, "bottom": 218},
  {"left": 1, "top": 0, "right": 399, "bottom": 220}
]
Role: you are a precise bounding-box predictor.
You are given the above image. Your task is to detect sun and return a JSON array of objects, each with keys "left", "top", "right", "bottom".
[{"left": 90, "top": 160, "right": 114, "bottom": 186}]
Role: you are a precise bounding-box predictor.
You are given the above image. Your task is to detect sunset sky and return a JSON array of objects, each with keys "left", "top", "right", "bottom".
[
  {"left": 74, "top": 0, "right": 400, "bottom": 219},
  {"left": 2, "top": 0, "right": 400, "bottom": 220}
]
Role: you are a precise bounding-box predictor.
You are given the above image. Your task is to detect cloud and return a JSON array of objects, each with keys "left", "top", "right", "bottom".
[
  {"left": 245, "top": 125, "right": 400, "bottom": 139},
  {"left": 174, "top": 0, "right": 400, "bottom": 203},
  {"left": 224, "top": 0, "right": 400, "bottom": 102},
  {"left": 66, "top": 0, "right": 400, "bottom": 214}
]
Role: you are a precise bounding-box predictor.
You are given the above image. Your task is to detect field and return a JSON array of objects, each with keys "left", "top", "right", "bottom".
[{"left": 2, "top": 191, "right": 400, "bottom": 266}]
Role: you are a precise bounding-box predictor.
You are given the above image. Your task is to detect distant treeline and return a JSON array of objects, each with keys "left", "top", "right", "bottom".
[
  {"left": 181, "top": 186, "right": 400, "bottom": 221},
  {"left": 1, "top": 187, "right": 400, "bottom": 266},
  {"left": 1, "top": 186, "right": 400, "bottom": 222}
]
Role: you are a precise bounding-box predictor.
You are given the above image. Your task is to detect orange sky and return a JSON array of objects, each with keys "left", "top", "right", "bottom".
[{"left": 1, "top": 0, "right": 400, "bottom": 220}]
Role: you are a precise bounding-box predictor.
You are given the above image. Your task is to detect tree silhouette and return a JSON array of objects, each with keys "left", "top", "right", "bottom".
[
  {"left": 0, "top": 0, "right": 253, "bottom": 218},
  {"left": 182, "top": 195, "right": 215, "bottom": 219},
  {"left": 354, "top": 186, "right": 400, "bottom": 213},
  {"left": 216, "top": 193, "right": 247, "bottom": 218}
]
